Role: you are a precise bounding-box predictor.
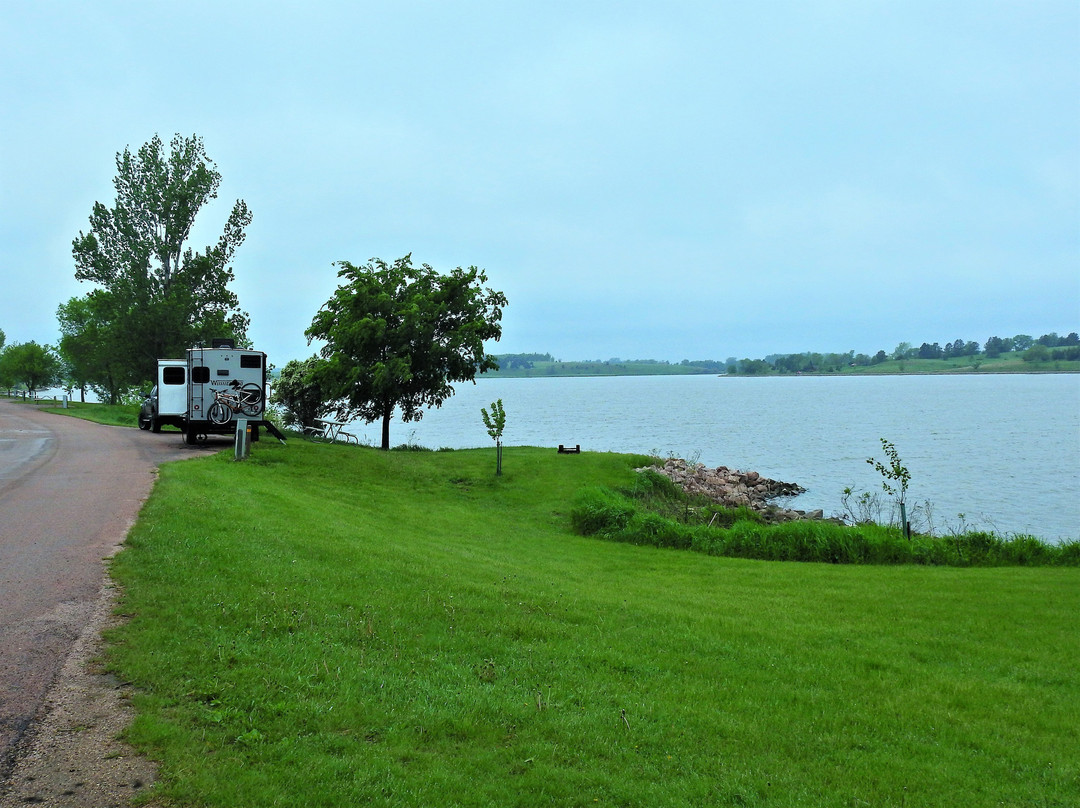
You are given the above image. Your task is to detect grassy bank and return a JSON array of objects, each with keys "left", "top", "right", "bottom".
[
  {"left": 38, "top": 399, "right": 141, "bottom": 427},
  {"left": 1, "top": 395, "right": 140, "bottom": 426},
  {"left": 107, "top": 441, "right": 1079, "bottom": 806}
]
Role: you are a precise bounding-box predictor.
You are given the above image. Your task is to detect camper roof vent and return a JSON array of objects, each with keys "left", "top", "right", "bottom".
[{"left": 211, "top": 338, "right": 236, "bottom": 349}]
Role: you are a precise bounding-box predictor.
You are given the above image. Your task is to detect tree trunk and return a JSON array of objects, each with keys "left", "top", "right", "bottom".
[{"left": 381, "top": 408, "right": 392, "bottom": 451}]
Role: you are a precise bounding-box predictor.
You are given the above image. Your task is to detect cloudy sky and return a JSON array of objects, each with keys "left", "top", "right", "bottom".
[{"left": 2, "top": 1, "right": 1077, "bottom": 366}]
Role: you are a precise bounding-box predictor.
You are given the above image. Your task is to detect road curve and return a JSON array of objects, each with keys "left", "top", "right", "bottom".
[{"left": 0, "top": 398, "right": 217, "bottom": 781}]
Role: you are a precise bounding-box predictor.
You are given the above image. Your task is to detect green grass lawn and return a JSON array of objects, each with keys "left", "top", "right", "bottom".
[
  {"left": 108, "top": 442, "right": 1079, "bottom": 807},
  {"left": 36, "top": 398, "right": 142, "bottom": 427}
]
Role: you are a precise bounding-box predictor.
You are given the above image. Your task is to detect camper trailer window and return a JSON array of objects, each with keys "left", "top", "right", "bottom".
[
  {"left": 192, "top": 366, "right": 210, "bottom": 384},
  {"left": 162, "top": 367, "right": 186, "bottom": 385},
  {"left": 217, "top": 369, "right": 230, "bottom": 376},
  {"left": 240, "top": 355, "right": 262, "bottom": 369}
]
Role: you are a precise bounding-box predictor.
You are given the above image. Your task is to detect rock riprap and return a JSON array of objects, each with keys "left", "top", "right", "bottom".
[{"left": 637, "top": 458, "right": 823, "bottom": 523}]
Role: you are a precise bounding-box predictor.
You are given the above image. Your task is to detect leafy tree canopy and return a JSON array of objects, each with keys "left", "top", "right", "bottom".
[
  {"left": 271, "top": 356, "right": 330, "bottom": 428},
  {"left": 0, "top": 341, "right": 60, "bottom": 393},
  {"left": 306, "top": 255, "right": 507, "bottom": 449},
  {"left": 56, "top": 292, "right": 128, "bottom": 403},
  {"left": 984, "top": 336, "right": 1011, "bottom": 358},
  {"left": 68, "top": 133, "right": 251, "bottom": 391},
  {"left": 1012, "top": 334, "right": 1034, "bottom": 351}
]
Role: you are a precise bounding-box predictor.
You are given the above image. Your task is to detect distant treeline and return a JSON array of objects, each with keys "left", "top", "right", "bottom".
[
  {"left": 730, "top": 331, "right": 1079, "bottom": 375},
  {"left": 492, "top": 331, "right": 1080, "bottom": 378},
  {"left": 490, "top": 354, "right": 725, "bottom": 377},
  {"left": 495, "top": 352, "right": 555, "bottom": 370}
]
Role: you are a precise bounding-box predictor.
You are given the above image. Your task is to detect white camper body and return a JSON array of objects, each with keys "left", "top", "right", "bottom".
[{"left": 183, "top": 345, "right": 268, "bottom": 445}]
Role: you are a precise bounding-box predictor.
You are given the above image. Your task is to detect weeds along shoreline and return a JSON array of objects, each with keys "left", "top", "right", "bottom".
[{"left": 571, "top": 464, "right": 1079, "bottom": 566}]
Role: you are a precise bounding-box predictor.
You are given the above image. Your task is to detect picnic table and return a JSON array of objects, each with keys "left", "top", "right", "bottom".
[{"left": 303, "top": 418, "right": 359, "bottom": 445}]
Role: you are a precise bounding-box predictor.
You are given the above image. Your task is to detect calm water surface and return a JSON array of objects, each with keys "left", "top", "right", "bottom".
[{"left": 346, "top": 374, "right": 1079, "bottom": 541}]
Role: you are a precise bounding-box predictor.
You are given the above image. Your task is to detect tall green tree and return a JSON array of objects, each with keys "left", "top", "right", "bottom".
[
  {"left": 69, "top": 133, "right": 252, "bottom": 388},
  {"left": 1012, "top": 334, "right": 1034, "bottom": 351},
  {"left": 984, "top": 336, "right": 1008, "bottom": 358},
  {"left": 307, "top": 255, "right": 507, "bottom": 450}
]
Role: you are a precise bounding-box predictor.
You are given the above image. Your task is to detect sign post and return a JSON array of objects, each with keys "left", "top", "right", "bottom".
[{"left": 234, "top": 418, "right": 251, "bottom": 460}]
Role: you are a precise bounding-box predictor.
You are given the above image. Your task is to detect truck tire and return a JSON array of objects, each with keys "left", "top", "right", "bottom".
[
  {"left": 184, "top": 424, "right": 199, "bottom": 445},
  {"left": 151, "top": 416, "right": 161, "bottom": 433}
]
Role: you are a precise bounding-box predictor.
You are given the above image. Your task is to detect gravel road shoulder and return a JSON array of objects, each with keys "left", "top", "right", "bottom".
[{"left": 0, "top": 576, "right": 160, "bottom": 808}]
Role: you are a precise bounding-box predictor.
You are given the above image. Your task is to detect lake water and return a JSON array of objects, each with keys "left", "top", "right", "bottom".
[{"left": 344, "top": 373, "right": 1080, "bottom": 541}]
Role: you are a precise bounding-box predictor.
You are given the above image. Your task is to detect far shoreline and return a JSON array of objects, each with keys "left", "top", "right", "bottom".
[{"left": 483, "top": 368, "right": 1080, "bottom": 380}]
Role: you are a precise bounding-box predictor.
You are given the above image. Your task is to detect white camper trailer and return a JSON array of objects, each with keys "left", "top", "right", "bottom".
[
  {"left": 183, "top": 343, "right": 268, "bottom": 445},
  {"left": 139, "top": 340, "right": 284, "bottom": 444}
]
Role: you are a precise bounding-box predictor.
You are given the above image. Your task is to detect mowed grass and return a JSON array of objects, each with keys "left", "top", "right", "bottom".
[
  {"left": 109, "top": 442, "right": 1080, "bottom": 807},
  {"left": 39, "top": 399, "right": 142, "bottom": 427}
]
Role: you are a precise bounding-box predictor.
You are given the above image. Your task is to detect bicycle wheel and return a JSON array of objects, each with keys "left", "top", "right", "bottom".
[
  {"left": 208, "top": 401, "right": 231, "bottom": 425},
  {"left": 240, "top": 398, "right": 262, "bottom": 417},
  {"left": 240, "top": 383, "right": 263, "bottom": 406}
]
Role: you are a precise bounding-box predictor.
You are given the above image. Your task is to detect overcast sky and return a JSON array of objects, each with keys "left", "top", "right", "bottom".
[{"left": 2, "top": 1, "right": 1077, "bottom": 366}]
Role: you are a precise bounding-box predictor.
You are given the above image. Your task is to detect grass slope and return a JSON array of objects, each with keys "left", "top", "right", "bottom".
[
  {"left": 109, "top": 443, "right": 1079, "bottom": 807},
  {"left": 39, "top": 400, "right": 142, "bottom": 426}
]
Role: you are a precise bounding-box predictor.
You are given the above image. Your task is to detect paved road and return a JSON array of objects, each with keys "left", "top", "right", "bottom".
[{"left": 0, "top": 399, "right": 218, "bottom": 780}]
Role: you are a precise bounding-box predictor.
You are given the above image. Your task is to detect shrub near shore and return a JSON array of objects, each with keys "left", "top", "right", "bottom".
[
  {"left": 108, "top": 441, "right": 1079, "bottom": 807},
  {"left": 570, "top": 469, "right": 1080, "bottom": 566}
]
